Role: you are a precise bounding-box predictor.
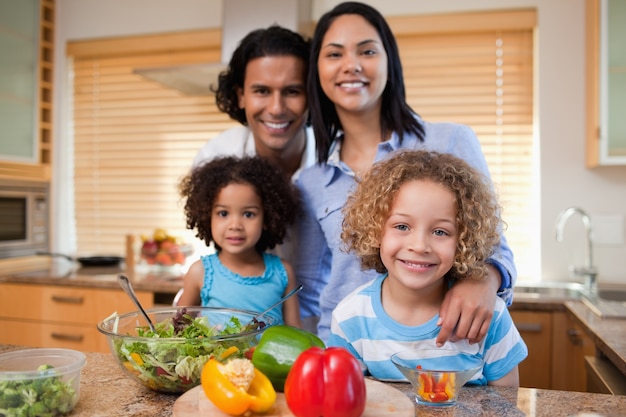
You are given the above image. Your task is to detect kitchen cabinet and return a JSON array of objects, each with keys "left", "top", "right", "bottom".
[
  {"left": 551, "top": 311, "right": 596, "bottom": 392},
  {"left": 0, "top": 282, "right": 153, "bottom": 353},
  {"left": 512, "top": 310, "right": 553, "bottom": 389},
  {"left": 512, "top": 310, "right": 595, "bottom": 390},
  {"left": 586, "top": 0, "right": 626, "bottom": 166},
  {"left": 0, "top": 0, "right": 54, "bottom": 181}
]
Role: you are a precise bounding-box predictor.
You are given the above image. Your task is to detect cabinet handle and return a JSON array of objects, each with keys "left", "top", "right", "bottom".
[
  {"left": 516, "top": 323, "right": 542, "bottom": 332},
  {"left": 567, "top": 328, "right": 583, "bottom": 346},
  {"left": 50, "top": 333, "right": 84, "bottom": 342},
  {"left": 51, "top": 295, "right": 84, "bottom": 304}
]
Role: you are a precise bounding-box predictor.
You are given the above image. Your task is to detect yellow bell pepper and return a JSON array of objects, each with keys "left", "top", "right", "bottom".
[
  {"left": 130, "top": 352, "right": 144, "bottom": 366},
  {"left": 201, "top": 358, "right": 276, "bottom": 416},
  {"left": 220, "top": 346, "right": 240, "bottom": 360}
]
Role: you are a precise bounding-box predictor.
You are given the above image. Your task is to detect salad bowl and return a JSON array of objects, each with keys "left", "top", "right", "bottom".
[{"left": 97, "top": 306, "right": 276, "bottom": 393}]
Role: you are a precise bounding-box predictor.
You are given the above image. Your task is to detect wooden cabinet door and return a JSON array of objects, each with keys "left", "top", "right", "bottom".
[
  {"left": 0, "top": 319, "right": 106, "bottom": 352},
  {"left": 0, "top": 282, "right": 154, "bottom": 352},
  {"left": 511, "top": 310, "right": 553, "bottom": 389},
  {"left": 551, "top": 311, "right": 596, "bottom": 391},
  {"left": 0, "top": 283, "right": 153, "bottom": 324}
]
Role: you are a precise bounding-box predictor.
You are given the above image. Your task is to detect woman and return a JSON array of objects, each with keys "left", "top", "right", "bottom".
[{"left": 295, "top": 1, "right": 516, "bottom": 342}]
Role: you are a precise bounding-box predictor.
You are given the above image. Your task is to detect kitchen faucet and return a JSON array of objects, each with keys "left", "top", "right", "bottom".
[{"left": 555, "top": 207, "right": 597, "bottom": 294}]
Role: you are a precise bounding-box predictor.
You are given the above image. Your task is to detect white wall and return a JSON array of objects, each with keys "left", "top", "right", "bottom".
[{"left": 55, "top": 0, "right": 626, "bottom": 285}]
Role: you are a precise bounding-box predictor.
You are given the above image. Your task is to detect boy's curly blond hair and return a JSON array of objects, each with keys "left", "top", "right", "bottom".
[{"left": 341, "top": 150, "right": 503, "bottom": 281}]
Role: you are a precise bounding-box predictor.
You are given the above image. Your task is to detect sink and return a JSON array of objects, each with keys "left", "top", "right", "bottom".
[
  {"left": 582, "top": 297, "right": 626, "bottom": 318},
  {"left": 514, "top": 282, "right": 586, "bottom": 300},
  {"left": 595, "top": 288, "right": 626, "bottom": 302},
  {"left": 514, "top": 281, "right": 626, "bottom": 317},
  {"left": 515, "top": 282, "right": 626, "bottom": 301},
  {"left": 583, "top": 286, "right": 626, "bottom": 318}
]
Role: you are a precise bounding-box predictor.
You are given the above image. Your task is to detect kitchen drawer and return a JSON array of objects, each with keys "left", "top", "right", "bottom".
[
  {"left": 585, "top": 355, "right": 626, "bottom": 395},
  {"left": 0, "top": 319, "right": 109, "bottom": 353},
  {"left": 0, "top": 282, "right": 153, "bottom": 325}
]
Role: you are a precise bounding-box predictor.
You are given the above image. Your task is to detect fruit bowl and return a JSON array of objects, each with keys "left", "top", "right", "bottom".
[
  {"left": 139, "top": 228, "right": 193, "bottom": 268},
  {"left": 0, "top": 348, "right": 86, "bottom": 416},
  {"left": 391, "top": 348, "right": 483, "bottom": 407},
  {"left": 97, "top": 306, "right": 276, "bottom": 393}
]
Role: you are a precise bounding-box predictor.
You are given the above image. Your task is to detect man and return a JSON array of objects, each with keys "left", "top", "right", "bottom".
[
  {"left": 191, "top": 25, "right": 317, "bottom": 331},
  {"left": 193, "top": 25, "right": 314, "bottom": 180}
]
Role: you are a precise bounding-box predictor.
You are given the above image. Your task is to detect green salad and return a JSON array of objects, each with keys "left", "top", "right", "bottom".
[
  {"left": 0, "top": 364, "right": 77, "bottom": 417},
  {"left": 111, "top": 308, "right": 262, "bottom": 393}
]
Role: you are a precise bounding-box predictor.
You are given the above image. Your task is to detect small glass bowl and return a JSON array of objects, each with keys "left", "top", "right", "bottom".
[{"left": 391, "top": 348, "right": 483, "bottom": 407}]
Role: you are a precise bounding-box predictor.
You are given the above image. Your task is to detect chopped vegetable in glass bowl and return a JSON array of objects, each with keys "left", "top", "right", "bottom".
[
  {"left": 391, "top": 348, "right": 483, "bottom": 407},
  {"left": 97, "top": 306, "right": 275, "bottom": 393},
  {"left": 0, "top": 348, "right": 86, "bottom": 416}
]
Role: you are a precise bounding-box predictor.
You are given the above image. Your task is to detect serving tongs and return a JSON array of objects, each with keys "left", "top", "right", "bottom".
[
  {"left": 118, "top": 274, "right": 156, "bottom": 332},
  {"left": 244, "top": 285, "right": 303, "bottom": 331}
]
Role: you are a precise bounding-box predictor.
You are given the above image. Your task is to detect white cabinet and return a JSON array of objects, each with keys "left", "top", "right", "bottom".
[
  {"left": 586, "top": 0, "right": 626, "bottom": 166},
  {"left": 0, "top": 0, "right": 53, "bottom": 181}
]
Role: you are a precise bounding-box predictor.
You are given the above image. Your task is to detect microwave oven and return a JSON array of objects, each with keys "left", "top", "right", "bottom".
[{"left": 0, "top": 180, "right": 49, "bottom": 258}]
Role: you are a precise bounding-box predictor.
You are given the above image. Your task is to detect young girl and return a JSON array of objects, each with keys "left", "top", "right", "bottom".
[
  {"left": 329, "top": 150, "right": 527, "bottom": 386},
  {"left": 176, "top": 155, "right": 302, "bottom": 327}
]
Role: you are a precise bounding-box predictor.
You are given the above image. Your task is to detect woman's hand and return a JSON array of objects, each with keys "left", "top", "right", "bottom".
[{"left": 436, "top": 265, "right": 501, "bottom": 346}]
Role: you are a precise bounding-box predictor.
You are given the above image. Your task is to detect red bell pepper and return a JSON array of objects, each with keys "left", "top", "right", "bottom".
[
  {"left": 416, "top": 368, "right": 455, "bottom": 403},
  {"left": 284, "top": 347, "right": 366, "bottom": 417}
]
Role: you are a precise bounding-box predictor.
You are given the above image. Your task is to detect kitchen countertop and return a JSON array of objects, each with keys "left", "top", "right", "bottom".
[
  {"left": 1, "top": 269, "right": 626, "bottom": 415},
  {"left": 0, "top": 261, "right": 183, "bottom": 294},
  {"left": 2, "top": 266, "right": 626, "bottom": 376},
  {"left": 1, "top": 344, "right": 625, "bottom": 417},
  {"left": 566, "top": 300, "right": 626, "bottom": 376}
]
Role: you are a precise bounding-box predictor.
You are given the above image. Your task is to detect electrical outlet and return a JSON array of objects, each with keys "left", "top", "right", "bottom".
[{"left": 592, "top": 214, "right": 624, "bottom": 246}]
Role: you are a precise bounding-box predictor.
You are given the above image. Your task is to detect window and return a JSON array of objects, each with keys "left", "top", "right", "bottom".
[
  {"left": 68, "top": 30, "right": 237, "bottom": 254},
  {"left": 68, "top": 9, "right": 537, "bottom": 280},
  {"left": 390, "top": 9, "right": 537, "bottom": 280}
]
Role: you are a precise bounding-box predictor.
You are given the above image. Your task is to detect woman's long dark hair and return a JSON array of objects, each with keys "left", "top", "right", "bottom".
[{"left": 308, "top": 2, "right": 424, "bottom": 163}]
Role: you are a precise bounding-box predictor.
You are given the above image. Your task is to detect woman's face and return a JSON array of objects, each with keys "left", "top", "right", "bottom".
[{"left": 317, "top": 14, "right": 388, "bottom": 116}]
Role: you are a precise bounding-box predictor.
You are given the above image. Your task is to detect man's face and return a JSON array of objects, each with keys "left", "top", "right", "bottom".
[{"left": 237, "top": 55, "right": 308, "bottom": 157}]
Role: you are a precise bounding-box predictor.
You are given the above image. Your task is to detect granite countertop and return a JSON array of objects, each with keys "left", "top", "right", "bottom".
[
  {"left": 1, "top": 344, "right": 625, "bottom": 417},
  {"left": 0, "top": 260, "right": 183, "bottom": 294},
  {"left": 566, "top": 300, "right": 626, "bottom": 375}
]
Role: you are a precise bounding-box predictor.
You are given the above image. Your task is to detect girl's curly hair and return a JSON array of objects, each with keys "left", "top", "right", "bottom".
[
  {"left": 341, "top": 150, "right": 503, "bottom": 281},
  {"left": 179, "top": 156, "right": 300, "bottom": 253}
]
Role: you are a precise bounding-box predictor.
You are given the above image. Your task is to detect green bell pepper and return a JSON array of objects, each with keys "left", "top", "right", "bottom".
[{"left": 251, "top": 325, "right": 325, "bottom": 392}]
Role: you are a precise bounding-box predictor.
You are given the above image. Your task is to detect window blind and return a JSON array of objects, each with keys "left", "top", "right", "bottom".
[
  {"left": 69, "top": 10, "right": 537, "bottom": 280},
  {"left": 393, "top": 12, "right": 536, "bottom": 279},
  {"left": 69, "top": 30, "right": 237, "bottom": 254}
]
